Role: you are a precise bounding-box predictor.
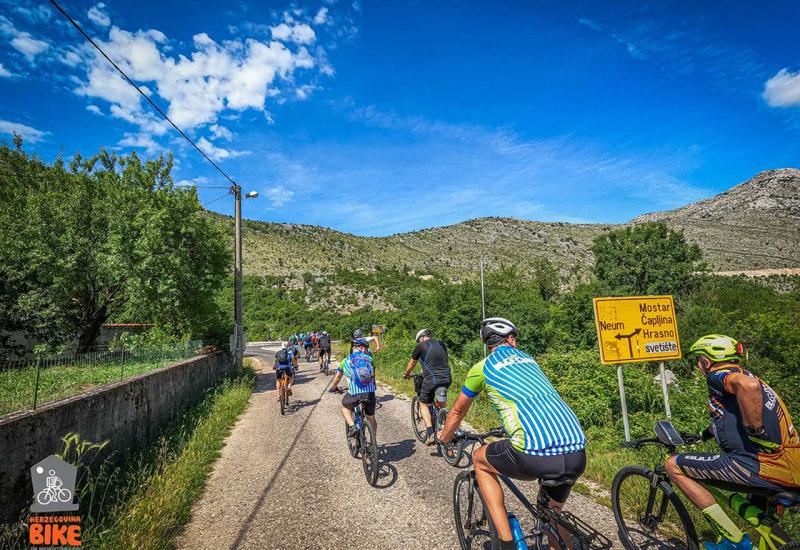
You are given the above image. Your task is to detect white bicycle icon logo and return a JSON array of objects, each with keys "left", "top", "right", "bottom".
[{"left": 36, "top": 470, "right": 72, "bottom": 505}]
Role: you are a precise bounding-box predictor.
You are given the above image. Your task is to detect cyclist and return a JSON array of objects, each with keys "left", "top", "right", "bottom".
[
  {"left": 403, "top": 328, "right": 451, "bottom": 445},
  {"left": 273, "top": 342, "right": 296, "bottom": 399},
  {"left": 665, "top": 334, "right": 800, "bottom": 550},
  {"left": 318, "top": 330, "right": 332, "bottom": 371},
  {"left": 329, "top": 337, "right": 377, "bottom": 438},
  {"left": 438, "top": 317, "right": 586, "bottom": 550},
  {"left": 304, "top": 332, "right": 314, "bottom": 360}
]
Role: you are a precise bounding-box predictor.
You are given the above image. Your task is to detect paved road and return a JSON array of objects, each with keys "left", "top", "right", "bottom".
[{"left": 178, "top": 342, "right": 619, "bottom": 549}]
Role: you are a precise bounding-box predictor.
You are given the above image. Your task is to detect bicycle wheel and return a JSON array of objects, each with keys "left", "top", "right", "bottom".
[
  {"left": 361, "top": 421, "right": 379, "bottom": 486},
  {"left": 411, "top": 396, "right": 427, "bottom": 442},
  {"left": 612, "top": 465, "right": 698, "bottom": 550},
  {"left": 437, "top": 408, "right": 465, "bottom": 466},
  {"left": 453, "top": 470, "right": 496, "bottom": 550},
  {"left": 345, "top": 421, "right": 358, "bottom": 457}
]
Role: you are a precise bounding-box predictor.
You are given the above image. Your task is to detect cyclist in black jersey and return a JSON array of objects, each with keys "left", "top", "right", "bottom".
[{"left": 403, "top": 328, "right": 451, "bottom": 445}]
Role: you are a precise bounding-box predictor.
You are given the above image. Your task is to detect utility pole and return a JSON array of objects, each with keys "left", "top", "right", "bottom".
[
  {"left": 233, "top": 185, "right": 243, "bottom": 371},
  {"left": 480, "top": 257, "right": 487, "bottom": 357}
]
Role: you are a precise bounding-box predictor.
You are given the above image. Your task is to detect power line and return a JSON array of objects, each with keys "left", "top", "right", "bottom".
[
  {"left": 49, "top": 0, "right": 239, "bottom": 190},
  {"left": 202, "top": 192, "right": 231, "bottom": 208}
]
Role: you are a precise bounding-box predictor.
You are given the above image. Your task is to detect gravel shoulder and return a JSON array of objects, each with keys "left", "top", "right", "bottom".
[{"left": 177, "top": 342, "right": 621, "bottom": 549}]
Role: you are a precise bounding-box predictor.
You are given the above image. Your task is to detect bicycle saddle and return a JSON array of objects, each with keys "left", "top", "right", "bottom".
[{"left": 540, "top": 474, "right": 577, "bottom": 487}]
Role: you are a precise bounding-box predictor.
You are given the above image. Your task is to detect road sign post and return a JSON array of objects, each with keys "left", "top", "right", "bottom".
[
  {"left": 593, "top": 295, "right": 682, "bottom": 437},
  {"left": 659, "top": 361, "right": 672, "bottom": 419},
  {"left": 617, "top": 365, "right": 631, "bottom": 441}
]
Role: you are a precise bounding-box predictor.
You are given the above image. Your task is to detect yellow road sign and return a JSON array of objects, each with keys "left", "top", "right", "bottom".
[{"left": 592, "top": 295, "right": 682, "bottom": 364}]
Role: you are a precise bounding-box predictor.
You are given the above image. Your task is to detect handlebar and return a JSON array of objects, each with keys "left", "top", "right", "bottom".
[
  {"left": 452, "top": 427, "right": 506, "bottom": 444},
  {"left": 328, "top": 386, "right": 344, "bottom": 394},
  {"left": 622, "top": 432, "right": 703, "bottom": 449}
]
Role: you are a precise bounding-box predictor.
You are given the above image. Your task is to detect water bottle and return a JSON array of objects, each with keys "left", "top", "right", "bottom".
[{"left": 507, "top": 513, "right": 528, "bottom": 550}]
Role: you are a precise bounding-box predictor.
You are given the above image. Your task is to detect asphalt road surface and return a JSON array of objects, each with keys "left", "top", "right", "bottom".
[{"left": 177, "top": 342, "right": 620, "bottom": 549}]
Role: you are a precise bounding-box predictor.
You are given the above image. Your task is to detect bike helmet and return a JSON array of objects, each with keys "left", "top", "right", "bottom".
[
  {"left": 352, "top": 337, "right": 369, "bottom": 348},
  {"left": 689, "top": 334, "right": 744, "bottom": 363},
  {"left": 353, "top": 329, "right": 363, "bottom": 338},
  {"left": 415, "top": 328, "right": 431, "bottom": 342},
  {"left": 480, "top": 317, "right": 517, "bottom": 346}
]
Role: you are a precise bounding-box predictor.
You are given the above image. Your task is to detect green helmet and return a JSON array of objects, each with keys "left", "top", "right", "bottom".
[{"left": 689, "top": 334, "right": 744, "bottom": 363}]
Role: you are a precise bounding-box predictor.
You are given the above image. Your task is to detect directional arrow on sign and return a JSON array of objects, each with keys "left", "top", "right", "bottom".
[{"left": 615, "top": 328, "right": 641, "bottom": 358}]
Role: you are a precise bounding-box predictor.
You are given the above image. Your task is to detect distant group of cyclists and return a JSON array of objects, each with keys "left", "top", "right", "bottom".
[
  {"left": 272, "top": 330, "right": 333, "bottom": 398},
  {"left": 271, "top": 317, "right": 799, "bottom": 550}
]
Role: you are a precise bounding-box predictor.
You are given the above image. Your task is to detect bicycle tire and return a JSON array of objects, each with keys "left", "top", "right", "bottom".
[
  {"left": 361, "top": 421, "right": 379, "bottom": 486},
  {"left": 411, "top": 396, "right": 427, "bottom": 442},
  {"left": 453, "top": 470, "right": 497, "bottom": 550},
  {"left": 345, "top": 421, "right": 358, "bottom": 457},
  {"left": 437, "top": 408, "right": 465, "bottom": 466},
  {"left": 612, "top": 465, "right": 698, "bottom": 550},
  {"left": 279, "top": 390, "right": 285, "bottom": 416}
]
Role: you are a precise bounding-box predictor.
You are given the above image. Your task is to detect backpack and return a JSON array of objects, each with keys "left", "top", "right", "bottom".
[
  {"left": 349, "top": 352, "right": 374, "bottom": 386},
  {"left": 276, "top": 348, "right": 289, "bottom": 364}
]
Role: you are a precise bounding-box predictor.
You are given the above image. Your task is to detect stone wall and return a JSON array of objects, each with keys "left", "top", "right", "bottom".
[{"left": 0, "top": 351, "right": 233, "bottom": 522}]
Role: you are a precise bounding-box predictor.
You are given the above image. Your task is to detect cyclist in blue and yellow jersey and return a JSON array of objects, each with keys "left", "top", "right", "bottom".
[
  {"left": 273, "top": 342, "right": 297, "bottom": 398},
  {"left": 329, "top": 337, "right": 378, "bottom": 439},
  {"left": 665, "top": 334, "right": 800, "bottom": 550},
  {"left": 439, "top": 317, "right": 586, "bottom": 550}
]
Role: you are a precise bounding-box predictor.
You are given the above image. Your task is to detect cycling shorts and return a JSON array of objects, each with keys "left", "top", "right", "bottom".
[
  {"left": 342, "top": 392, "right": 376, "bottom": 416},
  {"left": 418, "top": 379, "right": 450, "bottom": 404},
  {"left": 304, "top": 342, "right": 313, "bottom": 349},
  {"left": 676, "top": 452, "right": 792, "bottom": 493},
  {"left": 319, "top": 347, "right": 331, "bottom": 357},
  {"left": 275, "top": 367, "right": 293, "bottom": 380},
  {"left": 486, "top": 439, "right": 586, "bottom": 503}
]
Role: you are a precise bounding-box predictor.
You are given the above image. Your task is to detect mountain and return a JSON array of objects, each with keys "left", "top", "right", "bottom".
[
  {"left": 633, "top": 168, "right": 800, "bottom": 270},
  {"left": 211, "top": 168, "right": 800, "bottom": 286}
]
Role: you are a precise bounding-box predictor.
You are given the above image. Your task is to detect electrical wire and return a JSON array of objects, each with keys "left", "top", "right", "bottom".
[
  {"left": 202, "top": 192, "right": 231, "bottom": 208},
  {"left": 49, "top": 0, "right": 239, "bottom": 190}
]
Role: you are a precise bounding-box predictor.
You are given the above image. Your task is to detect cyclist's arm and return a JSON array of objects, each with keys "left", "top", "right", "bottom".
[
  {"left": 330, "top": 370, "right": 343, "bottom": 391},
  {"left": 403, "top": 358, "right": 416, "bottom": 378},
  {"left": 438, "top": 391, "right": 474, "bottom": 443},
  {"left": 727, "top": 372, "right": 764, "bottom": 429}
]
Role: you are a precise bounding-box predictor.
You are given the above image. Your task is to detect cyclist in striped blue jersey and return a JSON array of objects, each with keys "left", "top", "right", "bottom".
[
  {"left": 439, "top": 317, "right": 587, "bottom": 550},
  {"left": 329, "top": 338, "right": 378, "bottom": 439}
]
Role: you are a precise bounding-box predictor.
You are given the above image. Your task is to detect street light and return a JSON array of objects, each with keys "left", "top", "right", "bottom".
[{"left": 233, "top": 186, "right": 259, "bottom": 371}]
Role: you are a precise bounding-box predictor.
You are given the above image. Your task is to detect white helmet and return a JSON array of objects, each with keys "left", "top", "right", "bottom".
[
  {"left": 415, "top": 328, "right": 431, "bottom": 342},
  {"left": 480, "top": 317, "right": 517, "bottom": 345}
]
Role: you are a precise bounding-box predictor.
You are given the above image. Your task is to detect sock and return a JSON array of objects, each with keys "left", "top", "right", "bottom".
[
  {"left": 702, "top": 503, "right": 744, "bottom": 543},
  {"left": 499, "top": 539, "right": 516, "bottom": 550},
  {"left": 427, "top": 427, "right": 435, "bottom": 437}
]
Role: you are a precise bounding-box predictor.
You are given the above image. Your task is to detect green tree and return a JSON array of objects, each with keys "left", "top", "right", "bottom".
[
  {"left": 0, "top": 138, "right": 231, "bottom": 353},
  {"left": 591, "top": 222, "right": 703, "bottom": 296}
]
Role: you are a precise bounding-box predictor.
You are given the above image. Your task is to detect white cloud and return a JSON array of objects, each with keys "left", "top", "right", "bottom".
[
  {"left": 0, "top": 118, "right": 48, "bottom": 143},
  {"left": 209, "top": 124, "right": 234, "bottom": 140},
  {"left": 314, "top": 7, "right": 329, "bottom": 25},
  {"left": 14, "top": 5, "right": 51, "bottom": 24},
  {"left": 0, "top": 63, "right": 11, "bottom": 77},
  {"left": 86, "top": 104, "right": 102, "bottom": 115},
  {"left": 295, "top": 84, "right": 316, "bottom": 100},
  {"left": 197, "top": 137, "right": 250, "bottom": 160},
  {"left": 264, "top": 184, "right": 294, "bottom": 208},
  {"left": 10, "top": 32, "right": 50, "bottom": 61},
  {"left": 763, "top": 68, "right": 800, "bottom": 108},
  {"left": 118, "top": 132, "right": 161, "bottom": 155},
  {"left": 175, "top": 176, "right": 209, "bottom": 187},
  {"left": 87, "top": 3, "right": 111, "bottom": 27},
  {"left": 61, "top": 48, "right": 83, "bottom": 67},
  {"left": 578, "top": 18, "right": 602, "bottom": 32},
  {"left": 270, "top": 22, "right": 316, "bottom": 44}
]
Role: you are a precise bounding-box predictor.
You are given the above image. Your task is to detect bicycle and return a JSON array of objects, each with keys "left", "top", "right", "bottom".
[
  {"left": 452, "top": 427, "right": 603, "bottom": 550},
  {"left": 409, "top": 374, "right": 465, "bottom": 466},
  {"left": 319, "top": 349, "right": 331, "bottom": 375},
  {"left": 37, "top": 484, "right": 72, "bottom": 506},
  {"left": 611, "top": 420, "right": 800, "bottom": 550},
  {"left": 276, "top": 369, "right": 291, "bottom": 415},
  {"left": 332, "top": 387, "right": 380, "bottom": 486}
]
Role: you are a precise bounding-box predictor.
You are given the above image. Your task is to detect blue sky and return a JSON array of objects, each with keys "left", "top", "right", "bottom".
[{"left": 1, "top": 0, "right": 799, "bottom": 235}]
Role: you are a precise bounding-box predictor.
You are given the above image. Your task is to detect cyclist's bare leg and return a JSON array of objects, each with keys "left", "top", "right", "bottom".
[
  {"left": 419, "top": 400, "right": 434, "bottom": 429},
  {"left": 473, "top": 445, "right": 513, "bottom": 543},
  {"left": 538, "top": 490, "right": 573, "bottom": 550},
  {"left": 366, "top": 414, "right": 377, "bottom": 437},
  {"left": 341, "top": 406, "right": 355, "bottom": 427},
  {"left": 665, "top": 456, "right": 715, "bottom": 508}
]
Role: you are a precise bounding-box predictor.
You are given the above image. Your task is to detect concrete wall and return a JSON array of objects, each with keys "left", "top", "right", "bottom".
[{"left": 0, "top": 351, "right": 233, "bottom": 522}]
